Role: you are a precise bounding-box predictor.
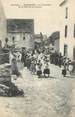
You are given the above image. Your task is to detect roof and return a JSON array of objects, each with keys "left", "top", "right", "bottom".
[
  {"left": 34, "top": 33, "right": 43, "bottom": 43},
  {"left": 59, "top": 0, "right": 68, "bottom": 6},
  {"left": 48, "top": 31, "right": 60, "bottom": 43}
]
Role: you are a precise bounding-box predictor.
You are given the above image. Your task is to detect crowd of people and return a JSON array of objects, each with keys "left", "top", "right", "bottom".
[
  {"left": 9, "top": 47, "right": 74, "bottom": 79},
  {"left": 21, "top": 48, "right": 50, "bottom": 78}
]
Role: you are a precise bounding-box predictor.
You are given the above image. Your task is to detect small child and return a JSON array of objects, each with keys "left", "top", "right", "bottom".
[
  {"left": 43, "top": 62, "right": 50, "bottom": 78},
  {"left": 62, "top": 66, "right": 67, "bottom": 77},
  {"left": 36, "top": 60, "right": 42, "bottom": 78},
  {"left": 30, "top": 60, "right": 36, "bottom": 75}
]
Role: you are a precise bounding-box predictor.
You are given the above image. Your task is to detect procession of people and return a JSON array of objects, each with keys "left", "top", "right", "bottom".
[{"left": 9, "top": 46, "right": 74, "bottom": 79}]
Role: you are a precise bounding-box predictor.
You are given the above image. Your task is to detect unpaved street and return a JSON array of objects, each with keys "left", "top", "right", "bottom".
[{"left": 0, "top": 66, "right": 75, "bottom": 117}]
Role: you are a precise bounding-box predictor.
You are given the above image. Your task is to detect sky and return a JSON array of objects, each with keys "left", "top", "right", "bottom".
[{"left": 1, "top": 0, "right": 63, "bottom": 36}]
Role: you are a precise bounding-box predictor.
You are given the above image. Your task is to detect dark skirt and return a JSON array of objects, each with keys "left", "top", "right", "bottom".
[
  {"left": 62, "top": 69, "right": 66, "bottom": 76},
  {"left": 37, "top": 70, "right": 42, "bottom": 76},
  {"left": 43, "top": 69, "right": 50, "bottom": 74}
]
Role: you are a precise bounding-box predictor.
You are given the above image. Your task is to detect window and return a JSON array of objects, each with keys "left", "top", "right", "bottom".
[
  {"left": 73, "top": 47, "right": 75, "bottom": 60},
  {"left": 74, "top": 24, "right": 75, "bottom": 38},
  {"left": 64, "top": 44, "right": 68, "bottom": 57},
  {"left": 23, "top": 37, "right": 25, "bottom": 40},
  {"left": 65, "top": 25, "right": 68, "bottom": 38},
  {"left": 65, "top": 7, "right": 68, "bottom": 19}
]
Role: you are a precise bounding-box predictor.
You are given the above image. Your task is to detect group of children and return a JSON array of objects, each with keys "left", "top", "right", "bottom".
[{"left": 30, "top": 60, "right": 50, "bottom": 78}]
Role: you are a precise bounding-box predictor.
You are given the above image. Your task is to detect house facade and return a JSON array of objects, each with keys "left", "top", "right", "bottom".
[
  {"left": 7, "top": 19, "right": 34, "bottom": 49},
  {"left": 59, "top": 0, "right": 75, "bottom": 60}
]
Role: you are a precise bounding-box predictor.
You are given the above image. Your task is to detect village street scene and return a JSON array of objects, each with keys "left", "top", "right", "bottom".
[{"left": 0, "top": 0, "right": 75, "bottom": 117}]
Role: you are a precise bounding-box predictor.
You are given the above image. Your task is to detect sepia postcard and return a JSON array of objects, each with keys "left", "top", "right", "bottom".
[{"left": 0, "top": 0, "right": 75, "bottom": 117}]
